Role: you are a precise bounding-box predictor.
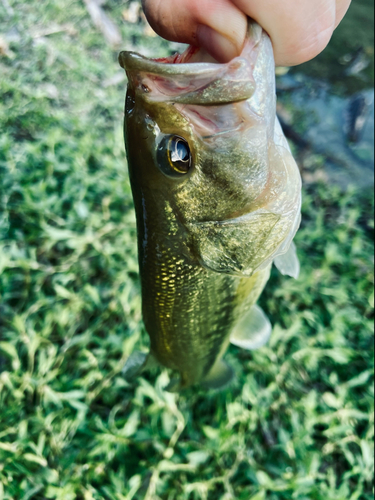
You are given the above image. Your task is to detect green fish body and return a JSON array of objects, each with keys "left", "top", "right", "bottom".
[{"left": 119, "top": 23, "right": 302, "bottom": 390}]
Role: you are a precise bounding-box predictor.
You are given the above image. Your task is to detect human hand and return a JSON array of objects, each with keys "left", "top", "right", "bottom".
[{"left": 142, "top": 0, "right": 351, "bottom": 66}]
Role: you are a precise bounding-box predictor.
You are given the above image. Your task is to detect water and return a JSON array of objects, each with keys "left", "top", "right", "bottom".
[
  {"left": 297, "top": 0, "right": 374, "bottom": 94},
  {"left": 278, "top": 0, "right": 374, "bottom": 189}
]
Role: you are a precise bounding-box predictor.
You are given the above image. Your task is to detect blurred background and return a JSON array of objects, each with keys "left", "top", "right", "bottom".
[{"left": 0, "top": 1, "right": 374, "bottom": 499}]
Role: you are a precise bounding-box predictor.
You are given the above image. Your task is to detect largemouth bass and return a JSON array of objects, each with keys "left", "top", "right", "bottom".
[{"left": 119, "top": 22, "right": 302, "bottom": 391}]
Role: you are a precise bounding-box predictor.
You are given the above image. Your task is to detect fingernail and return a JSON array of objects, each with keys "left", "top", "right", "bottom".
[{"left": 197, "top": 25, "right": 240, "bottom": 63}]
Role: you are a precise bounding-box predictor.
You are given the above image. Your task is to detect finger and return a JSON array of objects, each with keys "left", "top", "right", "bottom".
[
  {"left": 142, "top": 0, "right": 352, "bottom": 66},
  {"left": 142, "top": 0, "right": 248, "bottom": 62},
  {"left": 231, "top": 0, "right": 343, "bottom": 65}
]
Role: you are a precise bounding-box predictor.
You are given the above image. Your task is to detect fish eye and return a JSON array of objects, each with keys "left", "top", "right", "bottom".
[
  {"left": 168, "top": 137, "right": 191, "bottom": 174},
  {"left": 157, "top": 135, "right": 193, "bottom": 178}
]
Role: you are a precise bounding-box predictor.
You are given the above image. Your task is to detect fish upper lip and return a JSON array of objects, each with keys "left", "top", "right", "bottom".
[
  {"left": 119, "top": 51, "right": 230, "bottom": 76},
  {"left": 119, "top": 52, "right": 256, "bottom": 105},
  {"left": 119, "top": 21, "right": 267, "bottom": 105}
]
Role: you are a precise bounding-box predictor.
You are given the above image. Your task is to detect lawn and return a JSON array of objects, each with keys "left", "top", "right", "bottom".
[{"left": 0, "top": 1, "right": 374, "bottom": 499}]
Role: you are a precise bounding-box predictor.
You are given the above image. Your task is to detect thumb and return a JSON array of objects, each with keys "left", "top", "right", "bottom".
[{"left": 142, "top": 0, "right": 248, "bottom": 63}]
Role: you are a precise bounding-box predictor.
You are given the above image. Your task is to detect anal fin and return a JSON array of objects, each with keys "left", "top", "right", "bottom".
[
  {"left": 274, "top": 241, "right": 300, "bottom": 279},
  {"left": 122, "top": 351, "right": 156, "bottom": 381},
  {"left": 164, "top": 377, "right": 182, "bottom": 393},
  {"left": 203, "top": 360, "right": 235, "bottom": 390},
  {"left": 230, "top": 304, "right": 272, "bottom": 351}
]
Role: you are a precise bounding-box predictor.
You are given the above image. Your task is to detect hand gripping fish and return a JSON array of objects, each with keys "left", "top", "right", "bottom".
[{"left": 119, "top": 22, "right": 302, "bottom": 391}]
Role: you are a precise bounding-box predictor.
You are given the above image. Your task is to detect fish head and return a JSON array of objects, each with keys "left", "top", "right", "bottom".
[{"left": 120, "top": 23, "right": 302, "bottom": 276}]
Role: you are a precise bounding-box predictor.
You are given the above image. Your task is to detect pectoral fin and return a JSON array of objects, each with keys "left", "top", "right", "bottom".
[
  {"left": 274, "top": 241, "right": 300, "bottom": 279},
  {"left": 202, "top": 360, "right": 235, "bottom": 390},
  {"left": 230, "top": 304, "right": 272, "bottom": 351}
]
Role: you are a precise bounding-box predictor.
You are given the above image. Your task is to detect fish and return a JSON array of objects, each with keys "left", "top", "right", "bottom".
[{"left": 119, "top": 22, "right": 302, "bottom": 391}]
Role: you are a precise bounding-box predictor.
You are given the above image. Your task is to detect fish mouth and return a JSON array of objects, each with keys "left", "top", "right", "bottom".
[{"left": 118, "top": 23, "right": 266, "bottom": 106}]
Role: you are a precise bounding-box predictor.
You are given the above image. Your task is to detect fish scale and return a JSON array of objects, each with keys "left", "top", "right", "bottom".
[
  {"left": 137, "top": 200, "right": 244, "bottom": 385},
  {"left": 142, "top": 240, "right": 271, "bottom": 387},
  {"left": 120, "top": 21, "right": 302, "bottom": 390}
]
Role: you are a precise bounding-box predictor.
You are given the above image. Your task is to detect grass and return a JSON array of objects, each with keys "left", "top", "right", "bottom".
[{"left": 0, "top": 1, "right": 374, "bottom": 499}]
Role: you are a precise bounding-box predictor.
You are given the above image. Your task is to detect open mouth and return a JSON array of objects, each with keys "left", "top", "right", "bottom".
[
  {"left": 153, "top": 45, "right": 205, "bottom": 65},
  {"left": 118, "top": 23, "right": 270, "bottom": 106},
  {"left": 118, "top": 49, "right": 256, "bottom": 105}
]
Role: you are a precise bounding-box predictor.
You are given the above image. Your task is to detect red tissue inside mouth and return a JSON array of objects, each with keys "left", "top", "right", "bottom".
[{"left": 153, "top": 46, "right": 199, "bottom": 64}]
